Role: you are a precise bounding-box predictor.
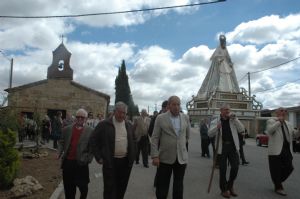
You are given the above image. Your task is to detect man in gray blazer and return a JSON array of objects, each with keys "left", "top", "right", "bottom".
[
  {"left": 266, "top": 107, "right": 300, "bottom": 196},
  {"left": 151, "top": 96, "right": 190, "bottom": 199},
  {"left": 57, "top": 108, "right": 94, "bottom": 199}
]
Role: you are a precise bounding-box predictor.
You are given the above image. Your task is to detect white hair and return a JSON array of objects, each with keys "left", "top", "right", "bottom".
[
  {"left": 114, "top": 101, "right": 128, "bottom": 112},
  {"left": 76, "top": 108, "right": 88, "bottom": 117}
]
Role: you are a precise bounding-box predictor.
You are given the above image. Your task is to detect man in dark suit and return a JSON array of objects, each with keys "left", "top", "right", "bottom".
[
  {"left": 238, "top": 131, "right": 249, "bottom": 165},
  {"left": 151, "top": 96, "right": 190, "bottom": 199},
  {"left": 90, "top": 102, "right": 136, "bottom": 199},
  {"left": 200, "top": 118, "right": 210, "bottom": 158}
]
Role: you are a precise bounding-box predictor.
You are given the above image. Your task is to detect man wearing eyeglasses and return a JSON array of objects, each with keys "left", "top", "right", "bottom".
[
  {"left": 266, "top": 107, "right": 300, "bottom": 196},
  {"left": 57, "top": 108, "right": 94, "bottom": 199},
  {"left": 90, "top": 101, "right": 136, "bottom": 199}
]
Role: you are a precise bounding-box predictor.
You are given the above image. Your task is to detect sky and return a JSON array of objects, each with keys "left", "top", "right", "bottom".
[{"left": 0, "top": 0, "right": 300, "bottom": 113}]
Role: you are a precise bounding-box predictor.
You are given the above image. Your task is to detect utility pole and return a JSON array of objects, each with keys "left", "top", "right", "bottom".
[
  {"left": 0, "top": 50, "right": 13, "bottom": 88},
  {"left": 247, "top": 72, "right": 251, "bottom": 98},
  {"left": 9, "top": 58, "right": 13, "bottom": 88}
]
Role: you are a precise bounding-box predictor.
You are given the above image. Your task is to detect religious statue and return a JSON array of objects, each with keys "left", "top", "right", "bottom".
[{"left": 197, "top": 35, "right": 240, "bottom": 99}]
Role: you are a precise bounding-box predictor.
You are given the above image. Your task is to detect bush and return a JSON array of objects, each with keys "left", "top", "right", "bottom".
[{"left": 0, "top": 128, "right": 20, "bottom": 189}]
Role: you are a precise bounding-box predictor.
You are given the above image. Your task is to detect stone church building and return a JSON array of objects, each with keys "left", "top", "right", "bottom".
[{"left": 5, "top": 43, "right": 110, "bottom": 120}]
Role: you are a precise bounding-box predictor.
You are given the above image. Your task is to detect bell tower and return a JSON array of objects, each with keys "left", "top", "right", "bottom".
[{"left": 47, "top": 42, "right": 73, "bottom": 80}]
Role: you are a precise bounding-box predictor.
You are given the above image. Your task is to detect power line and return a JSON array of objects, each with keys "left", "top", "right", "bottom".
[
  {"left": 255, "top": 78, "right": 300, "bottom": 94},
  {"left": 0, "top": 0, "right": 226, "bottom": 19},
  {"left": 238, "top": 56, "right": 300, "bottom": 83},
  {"left": 238, "top": 73, "right": 247, "bottom": 83},
  {"left": 251, "top": 56, "right": 300, "bottom": 74}
]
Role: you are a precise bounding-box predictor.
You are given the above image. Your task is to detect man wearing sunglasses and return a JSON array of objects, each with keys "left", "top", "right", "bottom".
[
  {"left": 266, "top": 107, "right": 300, "bottom": 196},
  {"left": 57, "top": 108, "right": 94, "bottom": 199}
]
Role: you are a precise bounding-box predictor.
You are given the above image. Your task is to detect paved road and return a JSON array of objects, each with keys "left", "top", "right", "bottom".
[{"left": 60, "top": 127, "right": 300, "bottom": 199}]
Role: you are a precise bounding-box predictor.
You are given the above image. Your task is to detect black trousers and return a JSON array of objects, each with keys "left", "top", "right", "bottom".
[
  {"left": 268, "top": 146, "right": 294, "bottom": 190},
  {"left": 102, "top": 157, "right": 132, "bottom": 199},
  {"left": 219, "top": 143, "right": 239, "bottom": 192},
  {"left": 62, "top": 159, "right": 89, "bottom": 199},
  {"left": 156, "top": 159, "right": 186, "bottom": 199},
  {"left": 239, "top": 144, "right": 247, "bottom": 163},
  {"left": 136, "top": 135, "right": 149, "bottom": 166},
  {"left": 201, "top": 138, "right": 210, "bottom": 157}
]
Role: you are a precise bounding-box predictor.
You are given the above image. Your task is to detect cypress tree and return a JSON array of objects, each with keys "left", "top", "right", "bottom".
[{"left": 115, "top": 60, "right": 139, "bottom": 119}]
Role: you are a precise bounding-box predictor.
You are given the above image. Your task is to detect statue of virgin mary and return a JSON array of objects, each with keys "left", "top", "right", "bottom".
[{"left": 197, "top": 35, "right": 240, "bottom": 99}]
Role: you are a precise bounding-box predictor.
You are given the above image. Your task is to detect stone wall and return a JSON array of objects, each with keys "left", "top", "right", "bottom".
[{"left": 7, "top": 79, "right": 109, "bottom": 118}]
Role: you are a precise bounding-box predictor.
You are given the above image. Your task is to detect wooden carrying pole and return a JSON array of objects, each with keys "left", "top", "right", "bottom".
[{"left": 207, "top": 129, "right": 221, "bottom": 193}]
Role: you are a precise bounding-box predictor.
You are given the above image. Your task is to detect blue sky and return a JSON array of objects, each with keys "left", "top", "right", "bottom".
[{"left": 0, "top": 0, "right": 300, "bottom": 112}]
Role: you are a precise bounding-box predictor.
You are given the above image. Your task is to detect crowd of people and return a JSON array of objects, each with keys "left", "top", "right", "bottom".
[{"left": 18, "top": 96, "right": 299, "bottom": 199}]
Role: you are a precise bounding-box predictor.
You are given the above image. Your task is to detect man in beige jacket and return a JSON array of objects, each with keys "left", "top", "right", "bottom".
[
  {"left": 133, "top": 109, "right": 151, "bottom": 167},
  {"left": 151, "top": 96, "right": 190, "bottom": 199},
  {"left": 266, "top": 107, "right": 300, "bottom": 196}
]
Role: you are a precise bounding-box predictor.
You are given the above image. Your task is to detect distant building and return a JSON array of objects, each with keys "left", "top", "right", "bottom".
[
  {"left": 256, "top": 106, "right": 300, "bottom": 134},
  {"left": 5, "top": 43, "right": 110, "bottom": 120}
]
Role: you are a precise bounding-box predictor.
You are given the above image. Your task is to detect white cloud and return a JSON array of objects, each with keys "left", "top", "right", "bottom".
[
  {"left": 1, "top": 3, "right": 300, "bottom": 112},
  {"left": 227, "top": 14, "right": 300, "bottom": 45},
  {"left": 0, "top": 0, "right": 198, "bottom": 28}
]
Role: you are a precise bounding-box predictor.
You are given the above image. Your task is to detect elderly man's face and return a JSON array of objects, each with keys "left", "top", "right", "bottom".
[
  {"left": 220, "top": 107, "right": 230, "bottom": 118},
  {"left": 169, "top": 97, "right": 181, "bottom": 116},
  {"left": 276, "top": 108, "right": 287, "bottom": 118},
  {"left": 141, "top": 110, "right": 147, "bottom": 117},
  {"left": 115, "top": 108, "right": 127, "bottom": 122},
  {"left": 75, "top": 112, "right": 87, "bottom": 127}
]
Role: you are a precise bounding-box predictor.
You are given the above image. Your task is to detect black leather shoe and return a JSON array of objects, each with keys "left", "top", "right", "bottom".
[
  {"left": 221, "top": 191, "right": 230, "bottom": 198},
  {"left": 229, "top": 188, "right": 238, "bottom": 197},
  {"left": 144, "top": 165, "right": 149, "bottom": 168},
  {"left": 242, "top": 161, "right": 249, "bottom": 165},
  {"left": 275, "top": 189, "right": 287, "bottom": 196}
]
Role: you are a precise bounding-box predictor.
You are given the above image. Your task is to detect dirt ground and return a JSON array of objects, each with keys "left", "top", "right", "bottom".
[{"left": 0, "top": 148, "right": 62, "bottom": 199}]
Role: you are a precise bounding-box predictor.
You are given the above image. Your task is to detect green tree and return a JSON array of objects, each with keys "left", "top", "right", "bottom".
[
  {"left": 0, "top": 109, "right": 19, "bottom": 189},
  {"left": 115, "top": 60, "right": 139, "bottom": 119}
]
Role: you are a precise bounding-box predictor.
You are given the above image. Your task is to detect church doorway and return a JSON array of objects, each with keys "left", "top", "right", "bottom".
[{"left": 47, "top": 109, "right": 66, "bottom": 121}]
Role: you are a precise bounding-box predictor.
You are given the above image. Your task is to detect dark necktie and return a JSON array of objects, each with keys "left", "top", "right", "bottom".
[{"left": 281, "top": 122, "right": 289, "bottom": 144}]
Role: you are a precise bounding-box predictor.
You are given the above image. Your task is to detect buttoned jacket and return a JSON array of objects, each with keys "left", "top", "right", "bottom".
[
  {"left": 151, "top": 111, "right": 190, "bottom": 164},
  {"left": 58, "top": 125, "right": 94, "bottom": 166}
]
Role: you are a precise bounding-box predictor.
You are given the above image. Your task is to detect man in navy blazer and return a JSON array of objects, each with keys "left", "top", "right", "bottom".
[
  {"left": 151, "top": 96, "right": 190, "bottom": 199},
  {"left": 266, "top": 107, "right": 300, "bottom": 196}
]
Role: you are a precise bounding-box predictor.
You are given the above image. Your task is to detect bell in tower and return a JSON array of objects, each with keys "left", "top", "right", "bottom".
[{"left": 47, "top": 42, "right": 73, "bottom": 80}]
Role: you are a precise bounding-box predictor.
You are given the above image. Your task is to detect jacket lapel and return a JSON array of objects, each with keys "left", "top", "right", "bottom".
[{"left": 166, "top": 111, "right": 177, "bottom": 135}]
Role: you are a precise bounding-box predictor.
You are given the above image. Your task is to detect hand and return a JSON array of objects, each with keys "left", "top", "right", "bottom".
[
  {"left": 217, "top": 122, "right": 222, "bottom": 129},
  {"left": 277, "top": 116, "right": 284, "bottom": 123},
  {"left": 55, "top": 154, "right": 60, "bottom": 160},
  {"left": 96, "top": 159, "right": 103, "bottom": 164},
  {"left": 152, "top": 157, "right": 160, "bottom": 167}
]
